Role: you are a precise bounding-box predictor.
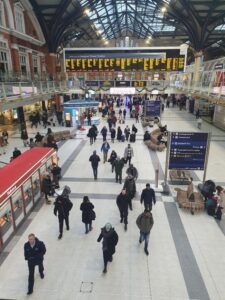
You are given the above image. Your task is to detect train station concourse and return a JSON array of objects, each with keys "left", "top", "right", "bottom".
[{"left": 1, "top": 1, "right": 225, "bottom": 300}]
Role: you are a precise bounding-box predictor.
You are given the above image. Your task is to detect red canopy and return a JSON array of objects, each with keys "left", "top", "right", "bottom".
[{"left": 0, "top": 148, "right": 55, "bottom": 204}]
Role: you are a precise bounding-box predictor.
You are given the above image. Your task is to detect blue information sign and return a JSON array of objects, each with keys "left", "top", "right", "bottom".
[
  {"left": 85, "top": 80, "right": 99, "bottom": 87},
  {"left": 145, "top": 101, "right": 161, "bottom": 117},
  {"left": 169, "top": 132, "right": 209, "bottom": 170}
]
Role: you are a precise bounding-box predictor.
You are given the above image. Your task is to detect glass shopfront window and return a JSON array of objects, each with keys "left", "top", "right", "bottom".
[
  {"left": 23, "top": 179, "right": 33, "bottom": 213},
  {"left": 0, "top": 200, "right": 13, "bottom": 244},
  {"left": 11, "top": 188, "right": 24, "bottom": 227},
  {"left": 32, "top": 171, "right": 41, "bottom": 202}
]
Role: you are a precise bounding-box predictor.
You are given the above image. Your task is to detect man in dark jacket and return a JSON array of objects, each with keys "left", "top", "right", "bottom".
[
  {"left": 136, "top": 209, "right": 154, "bottom": 255},
  {"left": 88, "top": 125, "right": 96, "bottom": 145},
  {"left": 12, "top": 147, "right": 21, "bottom": 159},
  {"left": 24, "top": 233, "right": 46, "bottom": 295},
  {"left": 51, "top": 163, "right": 61, "bottom": 189},
  {"left": 140, "top": 183, "right": 156, "bottom": 210},
  {"left": 97, "top": 223, "right": 119, "bottom": 273},
  {"left": 114, "top": 156, "right": 124, "bottom": 184},
  {"left": 89, "top": 150, "right": 100, "bottom": 179},
  {"left": 116, "top": 189, "right": 129, "bottom": 231},
  {"left": 123, "top": 175, "right": 136, "bottom": 210},
  {"left": 54, "top": 188, "right": 73, "bottom": 239}
]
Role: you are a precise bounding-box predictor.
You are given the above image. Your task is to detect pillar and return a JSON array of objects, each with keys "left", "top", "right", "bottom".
[
  {"left": 193, "top": 51, "right": 203, "bottom": 88},
  {"left": 10, "top": 45, "right": 20, "bottom": 77},
  {"left": 45, "top": 53, "right": 57, "bottom": 80}
]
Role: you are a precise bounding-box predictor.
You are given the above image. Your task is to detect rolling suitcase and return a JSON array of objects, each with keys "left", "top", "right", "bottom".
[{"left": 130, "top": 133, "right": 136, "bottom": 143}]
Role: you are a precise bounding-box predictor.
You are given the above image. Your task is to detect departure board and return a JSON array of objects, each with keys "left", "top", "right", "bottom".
[
  {"left": 169, "top": 132, "right": 209, "bottom": 170},
  {"left": 65, "top": 57, "right": 185, "bottom": 72}
]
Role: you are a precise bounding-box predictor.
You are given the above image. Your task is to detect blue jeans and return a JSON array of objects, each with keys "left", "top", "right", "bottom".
[
  {"left": 139, "top": 232, "right": 150, "bottom": 249},
  {"left": 85, "top": 222, "right": 92, "bottom": 233}
]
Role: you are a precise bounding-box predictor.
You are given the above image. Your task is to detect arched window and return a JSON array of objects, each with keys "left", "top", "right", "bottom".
[{"left": 14, "top": 3, "right": 25, "bottom": 33}]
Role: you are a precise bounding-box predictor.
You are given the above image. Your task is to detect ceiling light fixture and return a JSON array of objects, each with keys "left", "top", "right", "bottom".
[
  {"left": 84, "top": 8, "right": 90, "bottom": 15},
  {"left": 161, "top": 7, "right": 167, "bottom": 13}
]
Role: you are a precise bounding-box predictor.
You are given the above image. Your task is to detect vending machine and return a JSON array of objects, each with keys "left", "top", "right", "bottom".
[{"left": 0, "top": 148, "right": 57, "bottom": 249}]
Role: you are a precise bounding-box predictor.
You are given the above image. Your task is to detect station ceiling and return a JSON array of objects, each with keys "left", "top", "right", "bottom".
[{"left": 29, "top": 0, "right": 225, "bottom": 60}]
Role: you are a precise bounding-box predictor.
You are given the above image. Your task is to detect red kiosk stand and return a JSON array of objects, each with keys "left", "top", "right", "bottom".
[{"left": 0, "top": 148, "right": 57, "bottom": 249}]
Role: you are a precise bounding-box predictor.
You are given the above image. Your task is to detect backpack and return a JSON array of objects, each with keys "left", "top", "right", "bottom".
[{"left": 66, "top": 199, "right": 73, "bottom": 211}]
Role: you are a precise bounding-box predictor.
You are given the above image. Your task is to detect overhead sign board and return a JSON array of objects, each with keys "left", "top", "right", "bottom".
[
  {"left": 115, "top": 81, "right": 131, "bottom": 87},
  {"left": 169, "top": 132, "right": 209, "bottom": 170},
  {"left": 145, "top": 100, "right": 161, "bottom": 117},
  {"left": 85, "top": 81, "right": 99, "bottom": 87},
  {"left": 99, "top": 81, "right": 114, "bottom": 88},
  {"left": 64, "top": 47, "right": 186, "bottom": 72},
  {"left": 132, "top": 81, "right": 147, "bottom": 87}
]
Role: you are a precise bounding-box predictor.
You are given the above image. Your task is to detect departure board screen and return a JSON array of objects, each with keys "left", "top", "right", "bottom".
[{"left": 64, "top": 48, "right": 186, "bottom": 72}]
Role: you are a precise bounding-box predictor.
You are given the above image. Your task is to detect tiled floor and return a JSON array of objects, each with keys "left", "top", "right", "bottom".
[{"left": 0, "top": 105, "right": 225, "bottom": 300}]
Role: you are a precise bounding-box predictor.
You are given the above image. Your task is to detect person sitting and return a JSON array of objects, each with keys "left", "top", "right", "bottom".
[
  {"left": 157, "top": 134, "right": 167, "bottom": 147},
  {"left": 143, "top": 131, "right": 151, "bottom": 141},
  {"left": 35, "top": 132, "right": 43, "bottom": 143},
  {"left": 12, "top": 147, "right": 21, "bottom": 159}
]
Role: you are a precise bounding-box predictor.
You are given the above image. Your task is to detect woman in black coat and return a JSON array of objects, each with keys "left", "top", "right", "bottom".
[
  {"left": 109, "top": 150, "right": 117, "bottom": 172},
  {"left": 41, "top": 175, "right": 52, "bottom": 204},
  {"left": 97, "top": 223, "right": 119, "bottom": 273},
  {"left": 117, "top": 126, "right": 122, "bottom": 141},
  {"left": 80, "top": 196, "right": 95, "bottom": 234}
]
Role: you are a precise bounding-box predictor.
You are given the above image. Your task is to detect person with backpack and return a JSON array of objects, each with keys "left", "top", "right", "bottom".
[
  {"left": 101, "top": 126, "right": 108, "bottom": 141},
  {"left": 97, "top": 223, "right": 119, "bottom": 273},
  {"left": 80, "top": 196, "right": 96, "bottom": 234},
  {"left": 54, "top": 186, "right": 73, "bottom": 239},
  {"left": 136, "top": 209, "right": 154, "bottom": 256},
  {"left": 24, "top": 233, "right": 46, "bottom": 295}
]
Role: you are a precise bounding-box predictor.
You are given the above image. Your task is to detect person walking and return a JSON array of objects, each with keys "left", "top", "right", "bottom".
[
  {"left": 97, "top": 223, "right": 119, "bottom": 273},
  {"left": 88, "top": 125, "right": 96, "bottom": 145},
  {"left": 89, "top": 150, "right": 100, "bottom": 179},
  {"left": 123, "top": 108, "right": 127, "bottom": 120},
  {"left": 2, "top": 130, "right": 8, "bottom": 144},
  {"left": 21, "top": 129, "right": 29, "bottom": 147},
  {"left": 197, "top": 117, "right": 202, "bottom": 129},
  {"left": 101, "top": 140, "right": 110, "bottom": 163},
  {"left": 80, "top": 196, "right": 95, "bottom": 234},
  {"left": 140, "top": 183, "right": 156, "bottom": 210},
  {"left": 124, "top": 144, "right": 134, "bottom": 166},
  {"left": 126, "top": 164, "right": 138, "bottom": 181},
  {"left": 136, "top": 209, "right": 154, "bottom": 256},
  {"left": 101, "top": 126, "right": 108, "bottom": 141},
  {"left": 54, "top": 186, "right": 73, "bottom": 239},
  {"left": 117, "top": 126, "right": 122, "bottom": 141},
  {"left": 41, "top": 174, "right": 52, "bottom": 204},
  {"left": 108, "top": 150, "right": 117, "bottom": 172},
  {"left": 110, "top": 127, "right": 116, "bottom": 143},
  {"left": 87, "top": 111, "right": 92, "bottom": 126},
  {"left": 51, "top": 163, "right": 61, "bottom": 189},
  {"left": 114, "top": 156, "right": 124, "bottom": 184},
  {"left": 123, "top": 175, "right": 136, "bottom": 210},
  {"left": 124, "top": 126, "right": 130, "bottom": 141},
  {"left": 24, "top": 233, "right": 46, "bottom": 295},
  {"left": 135, "top": 111, "right": 139, "bottom": 123},
  {"left": 116, "top": 189, "right": 129, "bottom": 231}
]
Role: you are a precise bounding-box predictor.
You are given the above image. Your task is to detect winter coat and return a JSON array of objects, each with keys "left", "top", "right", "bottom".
[
  {"left": 80, "top": 202, "right": 95, "bottom": 224},
  {"left": 54, "top": 195, "right": 73, "bottom": 217},
  {"left": 117, "top": 128, "right": 122, "bottom": 140},
  {"left": 97, "top": 228, "right": 119, "bottom": 255},
  {"left": 124, "top": 128, "right": 130, "bottom": 138},
  {"left": 136, "top": 212, "right": 154, "bottom": 233},
  {"left": 126, "top": 166, "right": 138, "bottom": 180},
  {"left": 111, "top": 128, "right": 116, "bottom": 139},
  {"left": 116, "top": 193, "right": 129, "bottom": 214},
  {"left": 114, "top": 159, "right": 124, "bottom": 173},
  {"left": 140, "top": 188, "right": 156, "bottom": 206},
  {"left": 109, "top": 152, "right": 117, "bottom": 164},
  {"left": 89, "top": 154, "right": 100, "bottom": 168},
  {"left": 123, "top": 177, "right": 136, "bottom": 196},
  {"left": 101, "top": 127, "right": 107, "bottom": 137},
  {"left": 41, "top": 177, "right": 52, "bottom": 194},
  {"left": 88, "top": 127, "right": 96, "bottom": 138},
  {"left": 124, "top": 147, "right": 134, "bottom": 159},
  {"left": 101, "top": 142, "right": 110, "bottom": 153},
  {"left": 24, "top": 238, "right": 46, "bottom": 266}
]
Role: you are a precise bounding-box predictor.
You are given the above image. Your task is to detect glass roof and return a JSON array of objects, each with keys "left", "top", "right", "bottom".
[{"left": 79, "top": 0, "right": 174, "bottom": 39}]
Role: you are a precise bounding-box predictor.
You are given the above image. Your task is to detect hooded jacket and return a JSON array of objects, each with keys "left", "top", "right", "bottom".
[{"left": 136, "top": 212, "right": 154, "bottom": 233}]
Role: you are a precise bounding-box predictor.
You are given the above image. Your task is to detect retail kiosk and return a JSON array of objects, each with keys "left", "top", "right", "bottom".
[{"left": 0, "top": 148, "right": 57, "bottom": 249}]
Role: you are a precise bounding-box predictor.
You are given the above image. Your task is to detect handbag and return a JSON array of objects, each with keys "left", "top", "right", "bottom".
[{"left": 90, "top": 210, "right": 96, "bottom": 220}]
